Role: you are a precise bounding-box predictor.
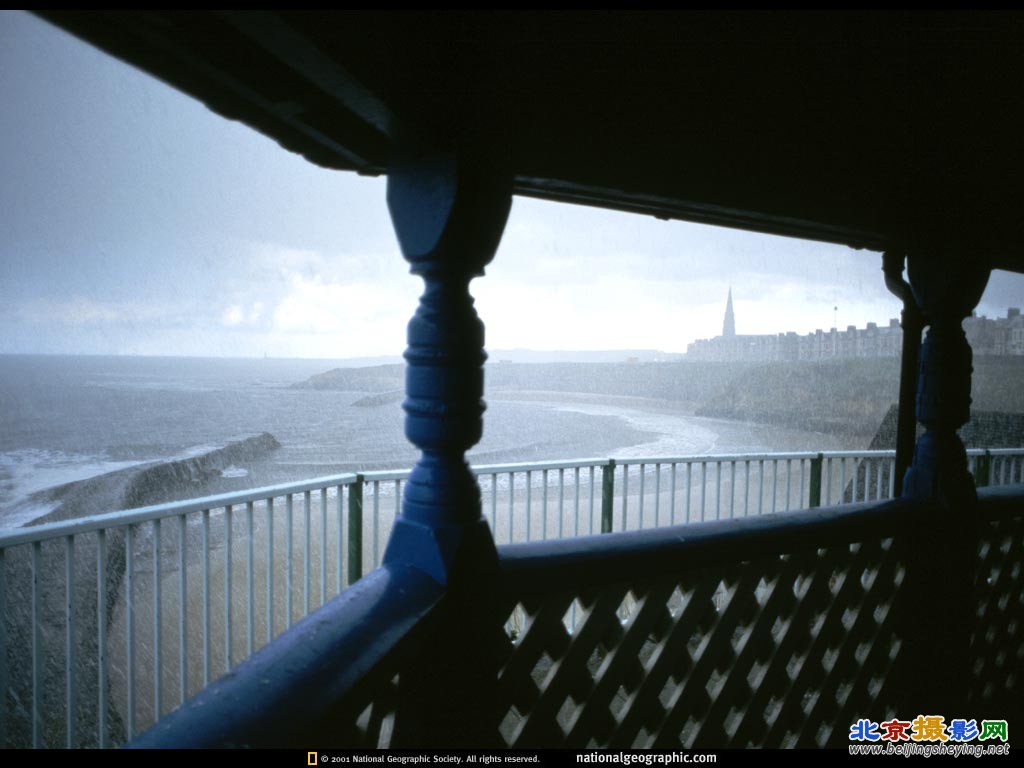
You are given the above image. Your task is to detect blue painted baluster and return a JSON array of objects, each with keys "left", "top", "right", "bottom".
[
  {"left": 898, "top": 246, "right": 990, "bottom": 718},
  {"left": 383, "top": 146, "right": 511, "bottom": 747}
]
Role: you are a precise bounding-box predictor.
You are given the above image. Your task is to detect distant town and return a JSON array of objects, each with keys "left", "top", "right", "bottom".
[{"left": 686, "top": 289, "right": 1024, "bottom": 362}]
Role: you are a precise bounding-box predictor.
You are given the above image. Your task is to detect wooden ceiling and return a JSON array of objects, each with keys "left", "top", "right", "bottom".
[{"left": 38, "top": 11, "right": 1024, "bottom": 272}]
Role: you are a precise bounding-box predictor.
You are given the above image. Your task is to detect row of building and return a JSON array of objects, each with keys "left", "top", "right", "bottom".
[{"left": 686, "top": 291, "right": 1024, "bottom": 362}]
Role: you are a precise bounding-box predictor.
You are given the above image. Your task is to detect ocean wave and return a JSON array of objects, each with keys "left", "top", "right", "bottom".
[
  {"left": 0, "top": 449, "right": 148, "bottom": 515},
  {"left": 3, "top": 433, "right": 280, "bottom": 529}
]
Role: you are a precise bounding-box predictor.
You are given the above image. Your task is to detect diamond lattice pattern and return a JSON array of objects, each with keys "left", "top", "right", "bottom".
[
  {"left": 970, "top": 515, "right": 1024, "bottom": 718},
  {"left": 497, "top": 539, "right": 907, "bottom": 748}
]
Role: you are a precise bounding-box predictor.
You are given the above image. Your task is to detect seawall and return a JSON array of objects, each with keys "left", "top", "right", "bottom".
[{"left": 1, "top": 433, "right": 281, "bottom": 748}]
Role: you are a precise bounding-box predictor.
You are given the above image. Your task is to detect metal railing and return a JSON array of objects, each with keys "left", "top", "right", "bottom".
[
  {"left": 0, "top": 447, "right": 1021, "bottom": 747},
  {"left": 118, "top": 484, "right": 1024, "bottom": 748}
]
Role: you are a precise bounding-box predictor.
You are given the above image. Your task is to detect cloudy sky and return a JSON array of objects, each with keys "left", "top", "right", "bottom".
[{"left": 2, "top": 11, "right": 1021, "bottom": 359}]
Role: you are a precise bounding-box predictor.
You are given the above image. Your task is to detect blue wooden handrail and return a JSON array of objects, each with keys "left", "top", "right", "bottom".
[
  {"left": 126, "top": 564, "right": 443, "bottom": 748},
  {"left": 117, "top": 484, "right": 1023, "bottom": 748},
  {"left": 122, "top": 485, "right": 1024, "bottom": 747},
  {"left": 496, "top": 494, "right": 939, "bottom": 596}
]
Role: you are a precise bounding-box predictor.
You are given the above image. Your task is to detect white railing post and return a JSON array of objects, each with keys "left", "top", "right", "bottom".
[
  {"left": 201, "top": 509, "right": 210, "bottom": 688},
  {"left": 126, "top": 524, "right": 135, "bottom": 738},
  {"left": 224, "top": 506, "right": 233, "bottom": 674},
  {"left": 65, "top": 535, "right": 76, "bottom": 748},
  {"left": 0, "top": 547, "right": 6, "bottom": 748},
  {"left": 97, "top": 528, "right": 107, "bottom": 747},
  {"left": 31, "top": 541, "right": 41, "bottom": 748}
]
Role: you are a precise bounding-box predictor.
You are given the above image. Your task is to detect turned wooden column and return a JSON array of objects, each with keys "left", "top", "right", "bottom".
[
  {"left": 882, "top": 251, "right": 923, "bottom": 497},
  {"left": 896, "top": 245, "right": 990, "bottom": 716},
  {"left": 383, "top": 145, "right": 512, "bottom": 747},
  {"left": 902, "top": 252, "right": 989, "bottom": 501}
]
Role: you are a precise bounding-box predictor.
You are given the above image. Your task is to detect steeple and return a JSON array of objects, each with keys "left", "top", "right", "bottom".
[{"left": 723, "top": 287, "right": 736, "bottom": 337}]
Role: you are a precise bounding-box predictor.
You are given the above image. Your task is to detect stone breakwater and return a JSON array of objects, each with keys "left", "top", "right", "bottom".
[
  {"left": 1, "top": 433, "right": 280, "bottom": 748},
  {"left": 28, "top": 432, "right": 281, "bottom": 527}
]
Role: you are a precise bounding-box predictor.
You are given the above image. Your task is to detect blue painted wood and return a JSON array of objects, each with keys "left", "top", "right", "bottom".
[
  {"left": 382, "top": 146, "right": 512, "bottom": 747},
  {"left": 897, "top": 248, "right": 990, "bottom": 718},
  {"left": 125, "top": 565, "right": 443, "bottom": 748},
  {"left": 499, "top": 495, "right": 937, "bottom": 594},
  {"left": 882, "top": 250, "right": 923, "bottom": 497},
  {"left": 383, "top": 147, "right": 511, "bottom": 584},
  {"left": 902, "top": 249, "right": 990, "bottom": 501}
]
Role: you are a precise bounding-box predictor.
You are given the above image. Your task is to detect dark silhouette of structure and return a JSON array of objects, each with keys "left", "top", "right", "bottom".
[{"left": 722, "top": 288, "right": 736, "bottom": 337}]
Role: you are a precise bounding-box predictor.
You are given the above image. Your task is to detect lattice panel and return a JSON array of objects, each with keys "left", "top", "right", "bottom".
[
  {"left": 970, "top": 514, "right": 1024, "bottom": 714},
  {"left": 497, "top": 538, "right": 906, "bottom": 748},
  {"left": 329, "top": 673, "right": 399, "bottom": 747}
]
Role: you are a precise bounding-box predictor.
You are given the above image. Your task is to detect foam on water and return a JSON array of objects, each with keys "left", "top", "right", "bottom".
[
  {"left": 547, "top": 401, "right": 721, "bottom": 457},
  {"left": 0, "top": 449, "right": 149, "bottom": 528},
  {"left": 0, "top": 449, "right": 148, "bottom": 507},
  {"left": 0, "top": 499, "right": 61, "bottom": 530},
  {"left": 533, "top": 397, "right": 857, "bottom": 458}
]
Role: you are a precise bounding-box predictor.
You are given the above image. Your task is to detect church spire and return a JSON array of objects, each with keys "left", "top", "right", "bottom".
[{"left": 723, "top": 287, "right": 736, "bottom": 337}]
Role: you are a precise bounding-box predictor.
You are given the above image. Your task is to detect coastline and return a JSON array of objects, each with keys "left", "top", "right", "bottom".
[{"left": 1, "top": 433, "right": 281, "bottom": 531}]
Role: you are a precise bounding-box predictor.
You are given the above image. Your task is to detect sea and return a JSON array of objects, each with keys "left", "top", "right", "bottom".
[{"left": 0, "top": 354, "right": 861, "bottom": 530}]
